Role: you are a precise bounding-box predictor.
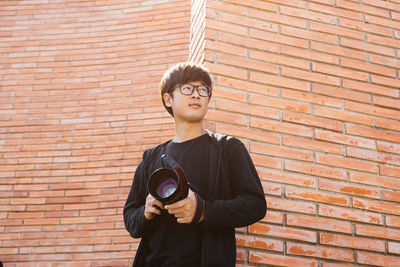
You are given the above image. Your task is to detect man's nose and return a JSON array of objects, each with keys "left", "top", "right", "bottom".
[{"left": 191, "top": 88, "right": 201, "bottom": 98}]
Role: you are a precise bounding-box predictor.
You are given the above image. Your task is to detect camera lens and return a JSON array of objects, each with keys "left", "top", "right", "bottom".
[{"left": 156, "top": 177, "right": 177, "bottom": 198}]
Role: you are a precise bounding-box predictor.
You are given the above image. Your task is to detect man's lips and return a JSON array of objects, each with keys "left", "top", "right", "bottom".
[{"left": 189, "top": 103, "right": 201, "bottom": 108}]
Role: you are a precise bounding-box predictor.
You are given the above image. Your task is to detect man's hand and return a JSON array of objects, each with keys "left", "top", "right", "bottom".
[
  {"left": 165, "top": 189, "right": 199, "bottom": 224},
  {"left": 144, "top": 194, "right": 164, "bottom": 220}
]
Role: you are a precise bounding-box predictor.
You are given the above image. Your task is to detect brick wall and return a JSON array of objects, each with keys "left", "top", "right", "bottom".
[
  {"left": 0, "top": 0, "right": 190, "bottom": 266},
  {"left": 203, "top": 0, "right": 400, "bottom": 266},
  {"left": 1, "top": 0, "right": 400, "bottom": 267}
]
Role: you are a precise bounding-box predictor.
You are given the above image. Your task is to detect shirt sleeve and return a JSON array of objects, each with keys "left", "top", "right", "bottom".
[
  {"left": 123, "top": 150, "right": 156, "bottom": 238},
  {"left": 202, "top": 138, "right": 266, "bottom": 229}
]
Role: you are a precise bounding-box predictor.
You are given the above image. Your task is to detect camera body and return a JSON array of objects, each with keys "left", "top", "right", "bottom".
[{"left": 147, "top": 154, "right": 189, "bottom": 205}]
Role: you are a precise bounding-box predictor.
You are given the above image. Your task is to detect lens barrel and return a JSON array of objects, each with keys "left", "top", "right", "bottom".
[{"left": 147, "top": 155, "right": 188, "bottom": 205}]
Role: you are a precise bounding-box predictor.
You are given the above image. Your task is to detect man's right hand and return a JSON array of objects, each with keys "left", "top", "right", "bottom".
[{"left": 144, "top": 194, "right": 164, "bottom": 220}]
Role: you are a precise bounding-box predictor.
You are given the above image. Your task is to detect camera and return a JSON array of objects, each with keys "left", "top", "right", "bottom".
[{"left": 147, "top": 154, "right": 189, "bottom": 205}]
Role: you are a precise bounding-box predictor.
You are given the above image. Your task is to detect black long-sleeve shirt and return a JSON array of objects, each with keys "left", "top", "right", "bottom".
[{"left": 123, "top": 132, "right": 266, "bottom": 267}]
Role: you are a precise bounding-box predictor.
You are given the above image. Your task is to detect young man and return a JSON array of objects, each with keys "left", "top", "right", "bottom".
[{"left": 123, "top": 62, "right": 266, "bottom": 266}]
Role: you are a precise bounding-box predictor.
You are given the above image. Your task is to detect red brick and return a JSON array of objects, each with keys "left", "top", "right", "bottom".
[
  {"left": 250, "top": 50, "right": 309, "bottom": 70},
  {"left": 368, "top": 33, "right": 400, "bottom": 49},
  {"left": 287, "top": 214, "right": 352, "bottom": 234},
  {"left": 356, "top": 224, "right": 400, "bottom": 241},
  {"left": 217, "top": 76, "right": 279, "bottom": 97},
  {"left": 309, "top": 2, "right": 363, "bottom": 20},
  {"left": 250, "top": 94, "right": 311, "bottom": 114},
  {"left": 313, "top": 62, "right": 369, "bottom": 81},
  {"left": 218, "top": 54, "right": 279, "bottom": 74},
  {"left": 219, "top": 11, "right": 279, "bottom": 33},
  {"left": 267, "top": 197, "right": 316, "bottom": 215},
  {"left": 280, "top": 6, "right": 336, "bottom": 24},
  {"left": 374, "top": 95, "right": 400, "bottom": 110},
  {"left": 282, "top": 88, "right": 341, "bottom": 108},
  {"left": 345, "top": 100, "right": 400, "bottom": 119},
  {"left": 205, "top": 40, "right": 246, "bottom": 57},
  {"left": 312, "top": 83, "right": 371, "bottom": 104},
  {"left": 314, "top": 106, "right": 374, "bottom": 126},
  {"left": 249, "top": 223, "right": 317, "bottom": 243},
  {"left": 342, "top": 58, "right": 396, "bottom": 78},
  {"left": 370, "top": 53, "right": 400, "bottom": 69},
  {"left": 319, "top": 204, "right": 383, "bottom": 225},
  {"left": 357, "top": 251, "right": 400, "bottom": 266},
  {"left": 218, "top": 32, "right": 280, "bottom": 54},
  {"left": 283, "top": 135, "right": 343, "bottom": 155},
  {"left": 354, "top": 197, "right": 400, "bottom": 216},
  {"left": 24, "top": 218, "right": 60, "bottom": 225},
  {"left": 310, "top": 21, "right": 364, "bottom": 40},
  {"left": 236, "top": 234, "right": 283, "bottom": 252},
  {"left": 206, "top": 109, "right": 247, "bottom": 126},
  {"left": 383, "top": 191, "right": 400, "bottom": 203},
  {"left": 249, "top": 251, "right": 318, "bottom": 266},
  {"left": 388, "top": 242, "right": 400, "bottom": 255},
  {"left": 206, "top": 62, "right": 247, "bottom": 80},
  {"left": 222, "top": 0, "right": 277, "bottom": 12},
  {"left": 346, "top": 124, "right": 400, "bottom": 144},
  {"left": 320, "top": 179, "right": 380, "bottom": 199},
  {"left": 380, "top": 165, "right": 400, "bottom": 179},
  {"left": 250, "top": 28, "right": 309, "bottom": 48},
  {"left": 250, "top": 70, "right": 310, "bottom": 91},
  {"left": 320, "top": 232, "right": 385, "bottom": 252},
  {"left": 350, "top": 171, "right": 400, "bottom": 190},
  {"left": 286, "top": 186, "right": 351, "bottom": 206},
  {"left": 282, "top": 66, "right": 341, "bottom": 86},
  {"left": 216, "top": 124, "right": 280, "bottom": 145},
  {"left": 341, "top": 37, "right": 395, "bottom": 56},
  {"left": 252, "top": 154, "right": 282, "bottom": 170},
  {"left": 337, "top": 0, "right": 391, "bottom": 17},
  {"left": 261, "top": 210, "right": 284, "bottom": 225},
  {"left": 281, "top": 25, "right": 338, "bottom": 44},
  {"left": 387, "top": 216, "right": 400, "bottom": 228},
  {"left": 249, "top": 8, "right": 307, "bottom": 29},
  {"left": 376, "top": 117, "right": 400, "bottom": 132},
  {"left": 207, "top": 0, "right": 248, "bottom": 15},
  {"left": 311, "top": 41, "right": 366, "bottom": 61},
  {"left": 261, "top": 182, "right": 282, "bottom": 197},
  {"left": 258, "top": 169, "right": 315, "bottom": 188},
  {"left": 206, "top": 19, "right": 247, "bottom": 36},
  {"left": 250, "top": 117, "right": 313, "bottom": 137},
  {"left": 287, "top": 242, "right": 354, "bottom": 262},
  {"left": 252, "top": 142, "right": 313, "bottom": 161},
  {"left": 216, "top": 99, "right": 280, "bottom": 120},
  {"left": 372, "top": 74, "right": 400, "bottom": 89},
  {"left": 283, "top": 111, "right": 343, "bottom": 132},
  {"left": 285, "top": 159, "right": 347, "bottom": 180}
]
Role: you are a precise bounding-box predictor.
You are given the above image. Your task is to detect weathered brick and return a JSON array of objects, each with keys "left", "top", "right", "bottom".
[
  {"left": 287, "top": 242, "right": 354, "bottom": 262},
  {"left": 319, "top": 179, "right": 380, "bottom": 199},
  {"left": 249, "top": 250, "right": 318, "bottom": 266},
  {"left": 320, "top": 232, "right": 385, "bottom": 252},
  {"left": 357, "top": 251, "right": 400, "bottom": 266},
  {"left": 319, "top": 204, "right": 383, "bottom": 225},
  {"left": 287, "top": 214, "right": 352, "bottom": 234},
  {"left": 249, "top": 223, "right": 317, "bottom": 243}
]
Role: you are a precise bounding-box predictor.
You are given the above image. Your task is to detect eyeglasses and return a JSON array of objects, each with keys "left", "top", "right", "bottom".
[{"left": 174, "top": 83, "right": 211, "bottom": 97}]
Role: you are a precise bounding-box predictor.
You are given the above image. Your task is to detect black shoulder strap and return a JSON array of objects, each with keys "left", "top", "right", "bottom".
[{"left": 206, "top": 131, "right": 224, "bottom": 201}]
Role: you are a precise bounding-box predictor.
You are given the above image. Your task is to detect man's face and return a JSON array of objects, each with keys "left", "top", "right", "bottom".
[{"left": 163, "top": 81, "right": 211, "bottom": 123}]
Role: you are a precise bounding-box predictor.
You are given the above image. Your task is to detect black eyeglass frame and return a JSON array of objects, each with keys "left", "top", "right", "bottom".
[{"left": 173, "top": 83, "right": 211, "bottom": 97}]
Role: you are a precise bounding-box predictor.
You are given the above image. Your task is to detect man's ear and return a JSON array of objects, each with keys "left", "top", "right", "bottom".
[{"left": 163, "top": 93, "right": 172, "bottom": 107}]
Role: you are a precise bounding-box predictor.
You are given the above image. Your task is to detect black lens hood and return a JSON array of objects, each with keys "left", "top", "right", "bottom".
[{"left": 147, "top": 154, "right": 189, "bottom": 205}]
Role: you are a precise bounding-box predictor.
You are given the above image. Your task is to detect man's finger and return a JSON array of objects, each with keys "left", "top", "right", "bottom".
[{"left": 165, "top": 200, "right": 186, "bottom": 210}]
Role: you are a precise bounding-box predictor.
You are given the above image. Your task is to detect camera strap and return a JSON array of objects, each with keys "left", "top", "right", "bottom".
[{"left": 206, "top": 132, "right": 223, "bottom": 202}]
